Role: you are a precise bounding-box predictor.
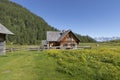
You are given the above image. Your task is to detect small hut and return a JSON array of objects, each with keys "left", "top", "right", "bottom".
[
  {"left": 0, "top": 23, "right": 14, "bottom": 55},
  {"left": 42, "top": 30, "right": 80, "bottom": 49}
]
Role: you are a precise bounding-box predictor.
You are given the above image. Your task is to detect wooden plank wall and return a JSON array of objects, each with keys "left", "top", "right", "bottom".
[{"left": 0, "top": 41, "right": 6, "bottom": 55}]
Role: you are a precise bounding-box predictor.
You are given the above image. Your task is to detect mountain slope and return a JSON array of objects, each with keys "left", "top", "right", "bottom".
[
  {"left": 0, "top": 0, "right": 96, "bottom": 44},
  {"left": 0, "top": 0, "right": 58, "bottom": 44}
]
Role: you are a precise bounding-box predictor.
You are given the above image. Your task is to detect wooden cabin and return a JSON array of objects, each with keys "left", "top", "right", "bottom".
[
  {"left": 0, "top": 23, "right": 14, "bottom": 55},
  {"left": 42, "top": 30, "right": 80, "bottom": 49}
]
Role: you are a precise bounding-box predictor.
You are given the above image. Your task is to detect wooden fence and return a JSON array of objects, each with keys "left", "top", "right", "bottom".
[{"left": 6, "top": 46, "right": 92, "bottom": 52}]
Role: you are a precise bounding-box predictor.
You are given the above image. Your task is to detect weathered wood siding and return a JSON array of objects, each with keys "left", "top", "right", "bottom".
[
  {"left": 0, "top": 41, "right": 6, "bottom": 55},
  {"left": 0, "top": 34, "right": 6, "bottom": 55},
  {"left": 60, "top": 32, "right": 78, "bottom": 48}
]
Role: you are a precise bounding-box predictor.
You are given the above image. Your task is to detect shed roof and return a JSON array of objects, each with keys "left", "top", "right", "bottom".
[{"left": 0, "top": 23, "right": 14, "bottom": 35}]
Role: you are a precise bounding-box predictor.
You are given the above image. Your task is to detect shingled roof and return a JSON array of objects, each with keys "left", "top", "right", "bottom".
[
  {"left": 47, "top": 31, "right": 61, "bottom": 41},
  {"left": 0, "top": 23, "right": 14, "bottom": 35},
  {"left": 47, "top": 30, "right": 80, "bottom": 42},
  {"left": 58, "top": 30, "right": 80, "bottom": 42}
]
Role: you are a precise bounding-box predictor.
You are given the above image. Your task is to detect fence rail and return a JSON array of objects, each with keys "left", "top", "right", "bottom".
[
  {"left": 78, "top": 46, "right": 92, "bottom": 49},
  {"left": 6, "top": 46, "right": 92, "bottom": 52}
]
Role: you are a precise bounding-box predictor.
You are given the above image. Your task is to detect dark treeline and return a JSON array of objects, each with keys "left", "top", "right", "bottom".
[
  {"left": 108, "top": 39, "right": 120, "bottom": 43},
  {"left": 76, "top": 34, "right": 96, "bottom": 43},
  {"left": 0, "top": 0, "right": 96, "bottom": 45}
]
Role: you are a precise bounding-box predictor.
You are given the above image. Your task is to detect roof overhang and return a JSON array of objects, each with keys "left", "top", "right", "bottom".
[
  {"left": 57, "top": 30, "right": 80, "bottom": 42},
  {"left": 0, "top": 23, "right": 14, "bottom": 35}
]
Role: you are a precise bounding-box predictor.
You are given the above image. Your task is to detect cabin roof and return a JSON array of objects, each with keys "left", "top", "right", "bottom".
[
  {"left": 47, "top": 30, "right": 80, "bottom": 42},
  {"left": 0, "top": 23, "right": 14, "bottom": 35},
  {"left": 58, "top": 30, "right": 80, "bottom": 42},
  {"left": 47, "top": 31, "right": 61, "bottom": 41}
]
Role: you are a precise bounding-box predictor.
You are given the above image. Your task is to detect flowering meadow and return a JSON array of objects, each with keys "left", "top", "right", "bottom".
[{"left": 46, "top": 45, "right": 120, "bottom": 80}]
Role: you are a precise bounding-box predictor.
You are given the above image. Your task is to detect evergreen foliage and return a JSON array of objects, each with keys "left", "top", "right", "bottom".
[
  {"left": 76, "top": 34, "right": 96, "bottom": 43},
  {"left": 0, "top": 0, "right": 96, "bottom": 45},
  {"left": 109, "top": 39, "right": 120, "bottom": 43}
]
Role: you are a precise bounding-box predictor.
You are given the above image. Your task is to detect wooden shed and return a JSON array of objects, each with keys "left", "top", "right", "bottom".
[
  {"left": 42, "top": 30, "right": 80, "bottom": 49},
  {"left": 0, "top": 23, "right": 14, "bottom": 55}
]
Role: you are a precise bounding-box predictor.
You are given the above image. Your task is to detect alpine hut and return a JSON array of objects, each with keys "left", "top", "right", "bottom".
[
  {"left": 42, "top": 30, "right": 80, "bottom": 49},
  {"left": 0, "top": 23, "right": 14, "bottom": 55}
]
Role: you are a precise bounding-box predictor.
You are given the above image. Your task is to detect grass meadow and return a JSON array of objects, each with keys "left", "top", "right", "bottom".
[{"left": 0, "top": 43, "right": 120, "bottom": 80}]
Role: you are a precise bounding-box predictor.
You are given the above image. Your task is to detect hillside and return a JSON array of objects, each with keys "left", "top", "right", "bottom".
[{"left": 0, "top": 0, "right": 96, "bottom": 45}]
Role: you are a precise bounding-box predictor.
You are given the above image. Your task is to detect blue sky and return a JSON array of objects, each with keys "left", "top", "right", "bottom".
[{"left": 11, "top": 0, "right": 120, "bottom": 38}]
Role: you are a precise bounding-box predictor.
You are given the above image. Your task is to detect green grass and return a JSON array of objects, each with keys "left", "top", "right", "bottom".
[
  {"left": 0, "top": 43, "right": 120, "bottom": 80},
  {"left": 0, "top": 51, "right": 68, "bottom": 80}
]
